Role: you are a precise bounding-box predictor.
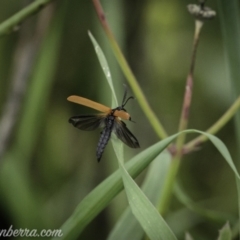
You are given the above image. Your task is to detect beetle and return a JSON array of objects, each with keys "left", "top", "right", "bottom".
[{"left": 68, "top": 86, "right": 140, "bottom": 161}]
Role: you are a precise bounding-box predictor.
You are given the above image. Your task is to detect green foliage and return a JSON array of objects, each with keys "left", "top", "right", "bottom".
[
  {"left": 217, "top": 222, "right": 232, "bottom": 240},
  {"left": 218, "top": 0, "right": 240, "bottom": 156},
  {"left": 53, "top": 141, "right": 173, "bottom": 240},
  {"left": 0, "top": 1, "right": 239, "bottom": 240}
]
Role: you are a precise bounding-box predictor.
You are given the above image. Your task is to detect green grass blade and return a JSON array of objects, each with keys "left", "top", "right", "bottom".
[
  {"left": 88, "top": 33, "right": 177, "bottom": 239},
  {"left": 0, "top": 151, "right": 44, "bottom": 228},
  {"left": 198, "top": 131, "right": 240, "bottom": 178},
  {"left": 185, "top": 233, "right": 194, "bottom": 240},
  {"left": 186, "top": 130, "right": 240, "bottom": 238},
  {"left": 15, "top": 2, "right": 67, "bottom": 165},
  {"left": 53, "top": 138, "right": 176, "bottom": 240},
  {"left": 88, "top": 32, "right": 177, "bottom": 239},
  {"left": 0, "top": 2, "right": 67, "bottom": 229},
  {"left": 218, "top": 0, "right": 240, "bottom": 153},
  {"left": 217, "top": 222, "right": 232, "bottom": 240},
  {"left": 60, "top": 33, "right": 240, "bottom": 240},
  {"left": 54, "top": 129, "right": 240, "bottom": 240},
  {"left": 107, "top": 151, "right": 171, "bottom": 240},
  {"left": 118, "top": 157, "right": 177, "bottom": 240},
  {"left": 217, "top": 0, "right": 240, "bottom": 91},
  {"left": 0, "top": 0, "right": 55, "bottom": 36},
  {"left": 217, "top": 6, "right": 240, "bottom": 228},
  {"left": 88, "top": 31, "right": 118, "bottom": 106}
]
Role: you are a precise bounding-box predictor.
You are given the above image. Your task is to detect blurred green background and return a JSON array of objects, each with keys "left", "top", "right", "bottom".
[{"left": 0, "top": 0, "right": 238, "bottom": 239}]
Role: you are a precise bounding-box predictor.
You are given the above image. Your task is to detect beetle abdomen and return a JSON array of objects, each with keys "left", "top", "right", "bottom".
[{"left": 96, "top": 116, "right": 115, "bottom": 162}]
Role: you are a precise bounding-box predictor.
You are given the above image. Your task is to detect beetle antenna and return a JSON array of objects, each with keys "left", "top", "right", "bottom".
[
  {"left": 122, "top": 96, "right": 134, "bottom": 107},
  {"left": 121, "top": 84, "right": 128, "bottom": 106},
  {"left": 121, "top": 84, "right": 135, "bottom": 107}
]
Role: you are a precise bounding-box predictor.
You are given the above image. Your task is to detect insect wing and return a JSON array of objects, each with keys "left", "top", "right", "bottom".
[
  {"left": 67, "top": 96, "right": 111, "bottom": 113},
  {"left": 113, "top": 119, "right": 140, "bottom": 148},
  {"left": 69, "top": 114, "right": 106, "bottom": 131}
]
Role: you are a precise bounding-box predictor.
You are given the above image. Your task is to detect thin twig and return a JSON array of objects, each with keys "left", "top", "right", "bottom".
[
  {"left": 175, "top": 20, "right": 203, "bottom": 153},
  {"left": 0, "top": 0, "right": 56, "bottom": 36},
  {"left": 175, "top": 1, "right": 216, "bottom": 153},
  {"left": 158, "top": 1, "right": 218, "bottom": 215}
]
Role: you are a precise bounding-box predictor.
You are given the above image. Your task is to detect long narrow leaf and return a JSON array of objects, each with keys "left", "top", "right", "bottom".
[
  {"left": 15, "top": 3, "right": 67, "bottom": 165},
  {"left": 217, "top": 222, "right": 232, "bottom": 240},
  {"left": 107, "top": 151, "right": 171, "bottom": 240},
  {"left": 53, "top": 137, "right": 175, "bottom": 240},
  {"left": 54, "top": 129, "right": 240, "bottom": 240},
  {"left": 119, "top": 162, "right": 177, "bottom": 240},
  {"left": 86, "top": 34, "right": 240, "bottom": 239},
  {"left": 0, "top": 2, "right": 67, "bottom": 229},
  {"left": 90, "top": 33, "right": 178, "bottom": 239},
  {"left": 218, "top": 0, "right": 240, "bottom": 153},
  {"left": 89, "top": 31, "right": 176, "bottom": 239},
  {"left": 88, "top": 31, "right": 118, "bottom": 106}
]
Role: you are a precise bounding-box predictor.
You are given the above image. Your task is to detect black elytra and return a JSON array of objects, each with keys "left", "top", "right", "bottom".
[{"left": 96, "top": 114, "right": 115, "bottom": 162}]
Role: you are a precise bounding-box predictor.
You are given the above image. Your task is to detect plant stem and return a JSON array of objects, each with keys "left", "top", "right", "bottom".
[
  {"left": 175, "top": 20, "right": 203, "bottom": 151},
  {"left": 0, "top": 0, "right": 55, "bottom": 36},
  {"left": 158, "top": 157, "right": 180, "bottom": 214},
  {"left": 92, "top": 0, "right": 168, "bottom": 139},
  {"left": 184, "top": 96, "right": 240, "bottom": 153},
  {"left": 158, "top": 20, "right": 204, "bottom": 214}
]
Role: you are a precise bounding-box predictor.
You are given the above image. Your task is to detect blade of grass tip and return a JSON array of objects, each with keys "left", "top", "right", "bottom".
[
  {"left": 107, "top": 151, "right": 171, "bottom": 240},
  {"left": 217, "top": 222, "right": 232, "bottom": 240},
  {"left": 88, "top": 31, "right": 118, "bottom": 106},
  {"left": 185, "top": 232, "right": 195, "bottom": 240}
]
